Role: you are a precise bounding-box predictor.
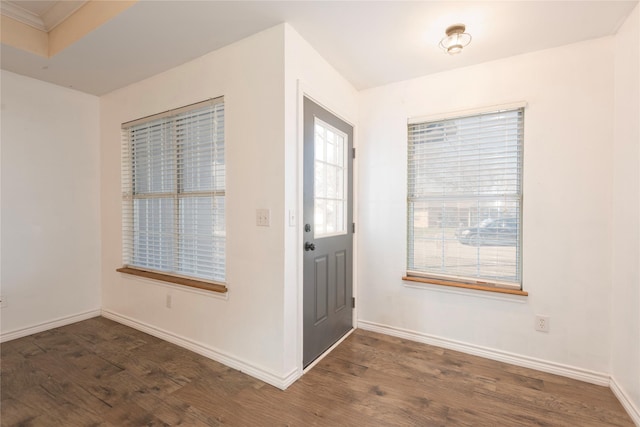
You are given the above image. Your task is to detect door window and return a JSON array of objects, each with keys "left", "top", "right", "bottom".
[{"left": 314, "top": 118, "right": 348, "bottom": 238}]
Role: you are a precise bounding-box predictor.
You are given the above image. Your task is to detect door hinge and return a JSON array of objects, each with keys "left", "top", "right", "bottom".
[
  {"left": 352, "top": 297, "right": 356, "bottom": 308},
  {"left": 352, "top": 147, "right": 356, "bottom": 159},
  {"left": 352, "top": 223, "right": 356, "bottom": 233}
]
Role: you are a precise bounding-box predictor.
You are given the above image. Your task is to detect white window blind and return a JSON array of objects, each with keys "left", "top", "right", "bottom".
[
  {"left": 407, "top": 107, "right": 523, "bottom": 288},
  {"left": 121, "top": 98, "right": 225, "bottom": 283}
]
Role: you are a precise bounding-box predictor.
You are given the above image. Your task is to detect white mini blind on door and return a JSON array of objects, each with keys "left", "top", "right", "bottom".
[
  {"left": 407, "top": 107, "right": 523, "bottom": 288},
  {"left": 121, "top": 98, "right": 225, "bottom": 283}
]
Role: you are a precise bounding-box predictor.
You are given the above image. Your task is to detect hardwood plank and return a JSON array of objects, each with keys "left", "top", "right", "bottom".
[
  {"left": 316, "top": 354, "right": 368, "bottom": 377},
  {"left": 38, "top": 375, "right": 114, "bottom": 417},
  {"left": 0, "top": 336, "right": 45, "bottom": 360},
  {"left": 133, "top": 392, "right": 222, "bottom": 427},
  {"left": 0, "top": 356, "right": 51, "bottom": 400},
  {"left": 0, "top": 395, "right": 45, "bottom": 427},
  {"left": 7, "top": 382, "right": 112, "bottom": 426},
  {"left": 102, "top": 401, "right": 171, "bottom": 427},
  {"left": 170, "top": 381, "right": 245, "bottom": 424},
  {"left": 1, "top": 318, "right": 634, "bottom": 426},
  {"left": 63, "top": 347, "right": 125, "bottom": 379}
]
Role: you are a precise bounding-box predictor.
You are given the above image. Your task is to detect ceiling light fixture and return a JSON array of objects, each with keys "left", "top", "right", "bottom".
[{"left": 439, "top": 24, "right": 472, "bottom": 55}]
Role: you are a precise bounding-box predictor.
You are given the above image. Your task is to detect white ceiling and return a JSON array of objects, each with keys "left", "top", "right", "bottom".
[{"left": 1, "top": 1, "right": 637, "bottom": 95}]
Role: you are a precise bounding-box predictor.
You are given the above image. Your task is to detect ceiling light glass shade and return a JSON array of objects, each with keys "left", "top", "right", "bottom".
[{"left": 439, "top": 24, "right": 472, "bottom": 55}]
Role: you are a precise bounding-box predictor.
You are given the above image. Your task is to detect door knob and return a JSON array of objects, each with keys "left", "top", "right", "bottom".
[{"left": 305, "top": 242, "right": 315, "bottom": 251}]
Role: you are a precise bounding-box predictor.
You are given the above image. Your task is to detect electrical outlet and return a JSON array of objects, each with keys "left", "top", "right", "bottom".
[
  {"left": 166, "top": 294, "right": 172, "bottom": 309},
  {"left": 256, "top": 209, "right": 270, "bottom": 227},
  {"left": 535, "top": 315, "right": 550, "bottom": 332}
]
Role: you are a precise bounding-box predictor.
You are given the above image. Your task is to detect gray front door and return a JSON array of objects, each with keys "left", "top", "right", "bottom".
[{"left": 303, "top": 97, "right": 353, "bottom": 368}]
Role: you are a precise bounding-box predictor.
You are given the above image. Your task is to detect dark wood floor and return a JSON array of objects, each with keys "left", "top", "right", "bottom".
[{"left": 1, "top": 317, "right": 633, "bottom": 426}]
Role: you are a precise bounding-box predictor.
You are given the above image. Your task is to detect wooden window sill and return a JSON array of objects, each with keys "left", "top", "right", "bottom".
[
  {"left": 117, "top": 267, "right": 228, "bottom": 294},
  {"left": 402, "top": 275, "right": 528, "bottom": 296}
]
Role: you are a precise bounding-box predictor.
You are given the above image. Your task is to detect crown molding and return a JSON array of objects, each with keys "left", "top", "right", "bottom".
[
  {"left": 0, "top": 1, "right": 88, "bottom": 32},
  {"left": 0, "top": 1, "right": 46, "bottom": 31},
  {"left": 42, "top": 1, "right": 88, "bottom": 31}
]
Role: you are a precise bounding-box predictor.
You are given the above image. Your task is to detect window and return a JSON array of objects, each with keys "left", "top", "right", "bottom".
[
  {"left": 406, "top": 106, "right": 524, "bottom": 290},
  {"left": 314, "top": 118, "right": 348, "bottom": 238},
  {"left": 119, "top": 98, "right": 226, "bottom": 292}
]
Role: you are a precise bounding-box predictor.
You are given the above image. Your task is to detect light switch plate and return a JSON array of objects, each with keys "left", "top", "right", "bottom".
[{"left": 256, "top": 209, "right": 270, "bottom": 227}]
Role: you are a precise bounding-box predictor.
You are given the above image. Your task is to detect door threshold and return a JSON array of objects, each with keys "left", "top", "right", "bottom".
[{"left": 303, "top": 327, "right": 356, "bottom": 373}]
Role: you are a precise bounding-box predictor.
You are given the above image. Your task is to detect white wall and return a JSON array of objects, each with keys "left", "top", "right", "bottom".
[
  {"left": 1, "top": 70, "right": 101, "bottom": 338},
  {"left": 612, "top": 3, "right": 640, "bottom": 422},
  {"left": 357, "top": 37, "right": 615, "bottom": 379},
  {"left": 282, "top": 24, "right": 359, "bottom": 373},
  {"left": 101, "top": 24, "right": 357, "bottom": 387},
  {"left": 100, "top": 23, "right": 358, "bottom": 385},
  {"left": 100, "top": 26, "right": 290, "bottom": 385}
]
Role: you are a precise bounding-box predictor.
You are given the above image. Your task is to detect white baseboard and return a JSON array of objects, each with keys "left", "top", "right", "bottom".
[
  {"left": 101, "top": 309, "right": 300, "bottom": 390},
  {"left": 357, "top": 319, "right": 610, "bottom": 387},
  {"left": 0, "top": 309, "right": 101, "bottom": 343},
  {"left": 611, "top": 376, "right": 640, "bottom": 426}
]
